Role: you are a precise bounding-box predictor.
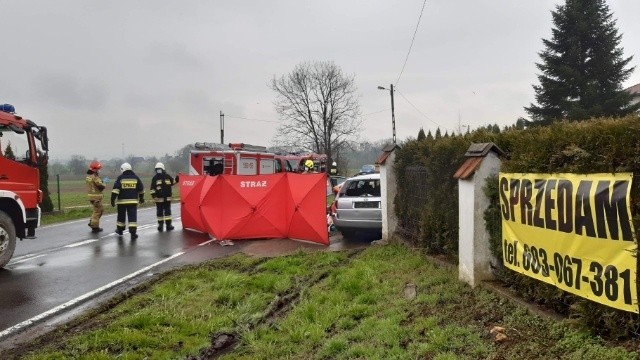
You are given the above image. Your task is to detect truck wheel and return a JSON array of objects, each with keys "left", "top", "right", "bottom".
[{"left": 0, "top": 211, "right": 17, "bottom": 269}]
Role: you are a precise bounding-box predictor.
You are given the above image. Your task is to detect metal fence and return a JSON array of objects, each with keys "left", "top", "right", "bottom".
[{"left": 396, "top": 165, "right": 428, "bottom": 242}]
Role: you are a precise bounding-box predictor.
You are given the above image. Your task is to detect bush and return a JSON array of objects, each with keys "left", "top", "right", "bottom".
[{"left": 395, "top": 114, "right": 640, "bottom": 338}]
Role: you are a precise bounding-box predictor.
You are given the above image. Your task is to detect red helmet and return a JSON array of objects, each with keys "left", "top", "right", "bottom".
[{"left": 89, "top": 160, "right": 102, "bottom": 171}]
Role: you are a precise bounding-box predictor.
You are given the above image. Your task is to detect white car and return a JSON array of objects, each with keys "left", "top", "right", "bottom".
[{"left": 331, "top": 173, "right": 382, "bottom": 238}]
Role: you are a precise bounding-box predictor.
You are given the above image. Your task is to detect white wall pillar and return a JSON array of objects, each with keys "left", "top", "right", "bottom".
[
  {"left": 458, "top": 151, "right": 501, "bottom": 287},
  {"left": 380, "top": 151, "right": 397, "bottom": 241}
]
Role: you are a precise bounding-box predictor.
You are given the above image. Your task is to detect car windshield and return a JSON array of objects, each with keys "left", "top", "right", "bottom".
[{"left": 341, "top": 178, "right": 380, "bottom": 197}]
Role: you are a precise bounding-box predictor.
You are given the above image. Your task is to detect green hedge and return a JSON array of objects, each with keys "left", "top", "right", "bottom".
[
  {"left": 395, "top": 131, "right": 499, "bottom": 255},
  {"left": 394, "top": 115, "right": 640, "bottom": 338}
]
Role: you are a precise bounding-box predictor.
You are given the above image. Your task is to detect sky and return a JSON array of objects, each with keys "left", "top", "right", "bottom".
[{"left": 2, "top": 0, "right": 640, "bottom": 161}]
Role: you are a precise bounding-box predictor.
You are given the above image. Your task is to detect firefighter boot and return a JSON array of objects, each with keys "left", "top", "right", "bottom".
[
  {"left": 157, "top": 221, "right": 164, "bottom": 232},
  {"left": 115, "top": 226, "right": 124, "bottom": 236},
  {"left": 130, "top": 227, "right": 138, "bottom": 240},
  {"left": 166, "top": 220, "right": 175, "bottom": 231}
]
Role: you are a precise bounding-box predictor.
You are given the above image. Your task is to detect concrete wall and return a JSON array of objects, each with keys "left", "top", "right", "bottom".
[
  {"left": 380, "top": 151, "right": 398, "bottom": 241},
  {"left": 458, "top": 179, "right": 476, "bottom": 285},
  {"left": 458, "top": 151, "right": 501, "bottom": 287}
]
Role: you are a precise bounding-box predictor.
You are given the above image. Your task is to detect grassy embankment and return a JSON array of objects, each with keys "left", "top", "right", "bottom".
[{"left": 6, "top": 244, "right": 635, "bottom": 360}]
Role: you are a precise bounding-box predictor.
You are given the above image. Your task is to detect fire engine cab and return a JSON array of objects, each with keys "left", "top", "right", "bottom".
[
  {"left": 189, "top": 142, "right": 292, "bottom": 176},
  {"left": 0, "top": 104, "right": 49, "bottom": 268}
]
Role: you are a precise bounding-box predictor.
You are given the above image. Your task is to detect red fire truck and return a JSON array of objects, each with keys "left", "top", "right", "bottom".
[
  {"left": 0, "top": 105, "right": 49, "bottom": 268},
  {"left": 189, "top": 142, "right": 293, "bottom": 176}
]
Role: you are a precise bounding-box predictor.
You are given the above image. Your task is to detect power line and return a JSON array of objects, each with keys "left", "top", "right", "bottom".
[
  {"left": 395, "top": 0, "right": 428, "bottom": 87},
  {"left": 395, "top": 89, "right": 441, "bottom": 128},
  {"left": 362, "top": 108, "right": 391, "bottom": 117},
  {"left": 225, "top": 115, "right": 280, "bottom": 123}
]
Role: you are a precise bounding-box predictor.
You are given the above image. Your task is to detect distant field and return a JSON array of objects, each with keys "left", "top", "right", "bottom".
[
  {"left": 47, "top": 176, "right": 179, "bottom": 210},
  {"left": 43, "top": 176, "right": 180, "bottom": 225}
]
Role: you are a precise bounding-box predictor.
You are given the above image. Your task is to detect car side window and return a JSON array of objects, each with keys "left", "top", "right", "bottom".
[{"left": 372, "top": 182, "right": 381, "bottom": 196}]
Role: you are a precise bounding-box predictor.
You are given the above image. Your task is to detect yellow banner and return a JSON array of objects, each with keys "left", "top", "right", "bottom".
[{"left": 500, "top": 172, "right": 638, "bottom": 313}]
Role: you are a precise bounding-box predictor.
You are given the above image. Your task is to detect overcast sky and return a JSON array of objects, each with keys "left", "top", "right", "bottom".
[{"left": 2, "top": 1, "right": 639, "bottom": 160}]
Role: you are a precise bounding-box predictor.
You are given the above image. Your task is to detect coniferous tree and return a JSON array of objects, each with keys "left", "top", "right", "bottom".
[
  {"left": 37, "top": 151, "right": 54, "bottom": 212},
  {"left": 525, "top": 0, "right": 638, "bottom": 125},
  {"left": 426, "top": 130, "right": 434, "bottom": 141},
  {"left": 435, "top": 128, "right": 442, "bottom": 139},
  {"left": 4, "top": 142, "right": 15, "bottom": 160},
  {"left": 417, "top": 127, "right": 426, "bottom": 141}
]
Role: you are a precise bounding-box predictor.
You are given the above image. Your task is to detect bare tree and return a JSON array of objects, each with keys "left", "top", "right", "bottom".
[{"left": 270, "top": 61, "right": 361, "bottom": 163}]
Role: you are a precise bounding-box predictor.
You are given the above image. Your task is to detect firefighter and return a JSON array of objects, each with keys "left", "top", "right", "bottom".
[
  {"left": 329, "top": 161, "right": 338, "bottom": 175},
  {"left": 111, "top": 162, "right": 144, "bottom": 240},
  {"left": 302, "top": 159, "right": 316, "bottom": 174},
  {"left": 150, "top": 162, "right": 178, "bottom": 232},
  {"left": 86, "top": 160, "right": 105, "bottom": 233}
]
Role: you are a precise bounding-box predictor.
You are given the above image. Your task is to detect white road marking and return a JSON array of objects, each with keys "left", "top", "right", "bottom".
[
  {"left": 9, "top": 221, "right": 175, "bottom": 265},
  {"left": 64, "top": 239, "right": 99, "bottom": 248},
  {"left": 0, "top": 251, "right": 185, "bottom": 340},
  {"left": 40, "top": 207, "right": 157, "bottom": 229},
  {"left": 6, "top": 254, "right": 46, "bottom": 265}
]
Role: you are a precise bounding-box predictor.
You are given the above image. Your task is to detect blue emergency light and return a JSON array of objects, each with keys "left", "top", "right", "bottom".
[{"left": 0, "top": 104, "right": 16, "bottom": 113}]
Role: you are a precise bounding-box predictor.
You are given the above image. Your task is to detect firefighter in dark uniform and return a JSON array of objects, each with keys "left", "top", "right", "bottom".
[
  {"left": 150, "top": 162, "right": 178, "bottom": 232},
  {"left": 111, "top": 162, "right": 144, "bottom": 239},
  {"left": 329, "top": 161, "right": 338, "bottom": 175},
  {"left": 86, "top": 160, "right": 105, "bottom": 233}
]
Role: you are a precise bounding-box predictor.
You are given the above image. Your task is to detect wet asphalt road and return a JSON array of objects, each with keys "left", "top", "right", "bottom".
[{"left": 0, "top": 203, "right": 371, "bottom": 345}]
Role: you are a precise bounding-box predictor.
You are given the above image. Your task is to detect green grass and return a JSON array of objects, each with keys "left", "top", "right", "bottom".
[{"left": 8, "top": 245, "right": 635, "bottom": 360}]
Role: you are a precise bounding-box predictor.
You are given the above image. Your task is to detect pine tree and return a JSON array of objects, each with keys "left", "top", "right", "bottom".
[
  {"left": 417, "top": 127, "right": 426, "bottom": 141},
  {"left": 525, "top": 0, "right": 638, "bottom": 125},
  {"left": 37, "top": 151, "right": 54, "bottom": 212},
  {"left": 4, "top": 142, "right": 15, "bottom": 160},
  {"left": 435, "top": 128, "right": 442, "bottom": 139},
  {"left": 426, "top": 130, "right": 434, "bottom": 141}
]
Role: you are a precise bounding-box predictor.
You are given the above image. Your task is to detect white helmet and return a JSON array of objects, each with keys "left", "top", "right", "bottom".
[
  {"left": 155, "top": 162, "right": 165, "bottom": 171},
  {"left": 332, "top": 161, "right": 337, "bottom": 166},
  {"left": 120, "top": 162, "right": 132, "bottom": 173}
]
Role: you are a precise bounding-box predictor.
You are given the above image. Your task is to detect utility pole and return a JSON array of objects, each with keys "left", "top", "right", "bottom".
[
  {"left": 377, "top": 84, "right": 396, "bottom": 144},
  {"left": 457, "top": 110, "right": 469, "bottom": 135},
  {"left": 390, "top": 84, "right": 396, "bottom": 144},
  {"left": 220, "top": 111, "right": 225, "bottom": 144}
]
